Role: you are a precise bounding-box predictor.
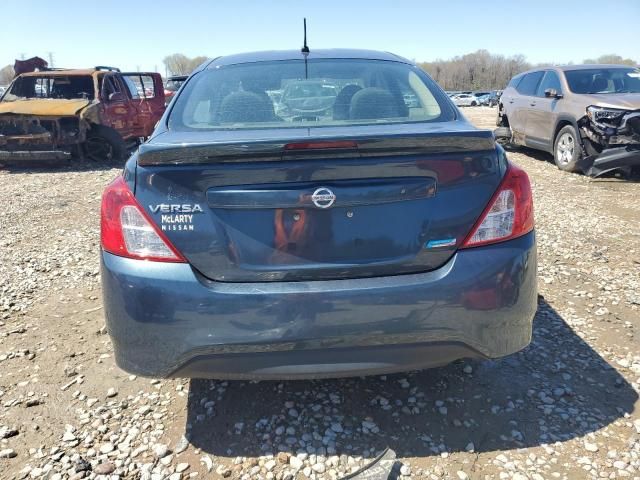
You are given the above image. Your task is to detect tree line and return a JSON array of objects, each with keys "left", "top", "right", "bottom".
[
  {"left": 0, "top": 52, "right": 637, "bottom": 88},
  {"left": 418, "top": 51, "right": 637, "bottom": 91}
]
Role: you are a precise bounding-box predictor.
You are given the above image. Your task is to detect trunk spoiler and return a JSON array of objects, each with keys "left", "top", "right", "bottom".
[{"left": 138, "top": 130, "right": 496, "bottom": 166}]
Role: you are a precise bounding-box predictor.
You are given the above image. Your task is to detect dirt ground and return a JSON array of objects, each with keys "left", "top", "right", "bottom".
[{"left": 1, "top": 107, "right": 639, "bottom": 480}]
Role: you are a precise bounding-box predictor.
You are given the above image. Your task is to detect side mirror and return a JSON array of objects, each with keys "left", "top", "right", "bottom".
[
  {"left": 108, "top": 92, "right": 125, "bottom": 102},
  {"left": 544, "top": 88, "right": 563, "bottom": 99}
]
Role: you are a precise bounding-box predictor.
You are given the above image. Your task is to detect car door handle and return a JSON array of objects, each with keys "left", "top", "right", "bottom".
[
  {"left": 529, "top": 102, "right": 536, "bottom": 106},
  {"left": 508, "top": 100, "right": 514, "bottom": 104}
]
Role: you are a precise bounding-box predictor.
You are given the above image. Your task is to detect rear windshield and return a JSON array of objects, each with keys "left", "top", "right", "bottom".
[
  {"left": 564, "top": 67, "right": 640, "bottom": 94},
  {"left": 2, "top": 75, "right": 95, "bottom": 101},
  {"left": 169, "top": 59, "right": 452, "bottom": 131}
]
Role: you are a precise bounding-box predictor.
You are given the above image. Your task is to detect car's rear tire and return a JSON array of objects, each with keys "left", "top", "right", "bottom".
[
  {"left": 553, "top": 125, "right": 582, "bottom": 172},
  {"left": 84, "top": 126, "right": 127, "bottom": 162},
  {"left": 471, "top": 101, "right": 477, "bottom": 106}
]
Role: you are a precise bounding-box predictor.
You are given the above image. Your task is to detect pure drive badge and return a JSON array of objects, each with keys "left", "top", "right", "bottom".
[{"left": 149, "top": 204, "right": 203, "bottom": 231}]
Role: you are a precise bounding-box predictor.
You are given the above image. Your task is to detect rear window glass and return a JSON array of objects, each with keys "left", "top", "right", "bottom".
[
  {"left": 3, "top": 75, "right": 95, "bottom": 101},
  {"left": 564, "top": 68, "right": 640, "bottom": 94},
  {"left": 169, "top": 59, "right": 452, "bottom": 131}
]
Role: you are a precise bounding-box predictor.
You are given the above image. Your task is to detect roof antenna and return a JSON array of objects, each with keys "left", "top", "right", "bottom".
[
  {"left": 301, "top": 18, "right": 310, "bottom": 54},
  {"left": 301, "top": 18, "right": 310, "bottom": 79}
]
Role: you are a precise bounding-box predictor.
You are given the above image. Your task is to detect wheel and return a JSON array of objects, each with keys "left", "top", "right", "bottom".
[
  {"left": 553, "top": 125, "right": 582, "bottom": 172},
  {"left": 471, "top": 101, "right": 477, "bottom": 106},
  {"left": 84, "top": 126, "right": 126, "bottom": 162}
]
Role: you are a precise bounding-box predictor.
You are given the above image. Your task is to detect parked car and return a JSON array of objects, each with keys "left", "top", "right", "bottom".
[
  {"left": 0, "top": 67, "right": 165, "bottom": 162},
  {"left": 164, "top": 75, "right": 187, "bottom": 104},
  {"left": 479, "top": 91, "right": 501, "bottom": 107},
  {"left": 496, "top": 65, "right": 640, "bottom": 176},
  {"left": 101, "top": 49, "right": 536, "bottom": 380},
  {"left": 453, "top": 93, "right": 480, "bottom": 106}
]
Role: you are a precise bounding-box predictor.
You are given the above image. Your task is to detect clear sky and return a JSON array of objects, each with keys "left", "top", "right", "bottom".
[{"left": 1, "top": 0, "right": 638, "bottom": 73}]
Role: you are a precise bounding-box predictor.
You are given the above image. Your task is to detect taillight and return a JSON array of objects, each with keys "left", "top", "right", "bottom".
[
  {"left": 461, "top": 162, "right": 534, "bottom": 248},
  {"left": 101, "top": 176, "right": 186, "bottom": 262}
]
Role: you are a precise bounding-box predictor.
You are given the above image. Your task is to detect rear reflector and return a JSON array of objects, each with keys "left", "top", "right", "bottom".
[
  {"left": 461, "top": 162, "right": 534, "bottom": 248},
  {"left": 101, "top": 176, "right": 186, "bottom": 262}
]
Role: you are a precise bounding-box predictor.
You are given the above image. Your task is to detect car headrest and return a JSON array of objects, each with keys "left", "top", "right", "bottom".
[
  {"left": 591, "top": 76, "right": 609, "bottom": 92},
  {"left": 333, "top": 84, "right": 362, "bottom": 120},
  {"left": 349, "top": 88, "right": 405, "bottom": 120},
  {"left": 220, "top": 91, "right": 274, "bottom": 123}
]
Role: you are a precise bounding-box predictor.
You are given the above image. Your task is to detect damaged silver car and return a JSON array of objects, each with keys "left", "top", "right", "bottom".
[{"left": 495, "top": 65, "right": 640, "bottom": 177}]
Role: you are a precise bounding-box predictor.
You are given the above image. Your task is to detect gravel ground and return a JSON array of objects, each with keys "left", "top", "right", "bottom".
[{"left": 1, "top": 107, "right": 639, "bottom": 480}]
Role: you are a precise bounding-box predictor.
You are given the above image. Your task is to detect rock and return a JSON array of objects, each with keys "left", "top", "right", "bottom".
[
  {"left": 62, "top": 431, "right": 77, "bottom": 442},
  {"left": 201, "top": 455, "right": 213, "bottom": 472},
  {"left": 94, "top": 462, "right": 115, "bottom": 475},
  {"left": 0, "top": 449, "right": 17, "bottom": 458},
  {"left": 0, "top": 427, "right": 18, "bottom": 439},
  {"left": 584, "top": 441, "right": 598, "bottom": 452},
  {"left": 153, "top": 443, "right": 171, "bottom": 458},
  {"left": 290, "top": 456, "right": 304, "bottom": 470},
  {"left": 463, "top": 365, "right": 473, "bottom": 374},
  {"left": 174, "top": 435, "right": 189, "bottom": 454},
  {"left": 265, "top": 459, "right": 277, "bottom": 471},
  {"left": 75, "top": 457, "right": 91, "bottom": 472},
  {"left": 400, "top": 464, "right": 411, "bottom": 476},
  {"left": 176, "top": 463, "right": 190, "bottom": 473},
  {"left": 330, "top": 422, "right": 343, "bottom": 433},
  {"left": 457, "top": 472, "right": 469, "bottom": 480},
  {"left": 99, "top": 443, "right": 115, "bottom": 454},
  {"left": 215, "top": 464, "right": 231, "bottom": 477},
  {"left": 106, "top": 387, "right": 117, "bottom": 398},
  {"left": 312, "top": 463, "right": 326, "bottom": 473}
]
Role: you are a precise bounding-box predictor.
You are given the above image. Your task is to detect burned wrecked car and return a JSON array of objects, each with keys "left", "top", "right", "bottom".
[
  {"left": 0, "top": 67, "right": 165, "bottom": 162},
  {"left": 496, "top": 65, "right": 640, "bottom": 177}
]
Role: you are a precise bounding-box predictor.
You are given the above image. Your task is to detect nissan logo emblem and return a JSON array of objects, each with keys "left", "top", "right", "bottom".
[{"left": 311, "top": 187, "right": 336, "bottom": 209}]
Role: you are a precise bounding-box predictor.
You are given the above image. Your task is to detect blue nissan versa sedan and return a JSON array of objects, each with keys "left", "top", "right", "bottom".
[{"left": 100, "top": 49, "right": 537, "bottom": 379}]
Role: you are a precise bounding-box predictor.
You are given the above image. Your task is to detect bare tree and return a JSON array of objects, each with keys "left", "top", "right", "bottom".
[
  {"left": 420, "top": 50, "right": 638, "bottom": 91},
  {"left": 0, "top": 65, "right": 15, "bottom": 85},
  {"left": 163, "top": 54, "right": 210, "bottom": 76},
  {"left": 583, "top": 54, "right": 637, "bottom": 66},
  {"left": 419, "top": 50, "right": 532, "bottom": 91}
]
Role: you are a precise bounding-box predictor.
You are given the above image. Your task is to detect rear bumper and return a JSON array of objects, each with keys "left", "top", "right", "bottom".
[{"left": 101, "top": 232, "right": 537, "bottom": 379}]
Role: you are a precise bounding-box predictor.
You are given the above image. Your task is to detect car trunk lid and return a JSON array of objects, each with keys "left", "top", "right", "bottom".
[{"left": 134, "top": 123, "right": 504, "bottom": 282}]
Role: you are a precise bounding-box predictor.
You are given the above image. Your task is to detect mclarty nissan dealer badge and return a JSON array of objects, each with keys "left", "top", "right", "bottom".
[{"left": 149, "top": 204, "right": 203, "bottom": 231}]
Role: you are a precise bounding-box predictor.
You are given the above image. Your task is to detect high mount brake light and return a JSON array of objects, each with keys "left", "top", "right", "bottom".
[
  {"left": 284, "top": 140, "right": 358, "bottom": 150},
  {"left": 461, "top": 162, "right": 534, "bottom": 248},
  {"left": 101, "top": 176, "right": 186, "bottom": 262}
]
